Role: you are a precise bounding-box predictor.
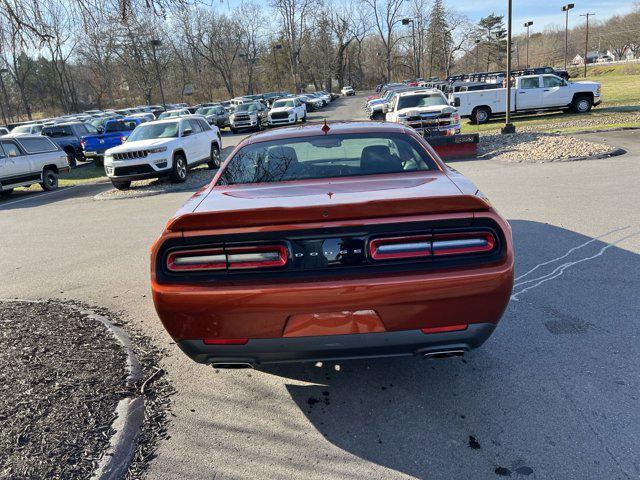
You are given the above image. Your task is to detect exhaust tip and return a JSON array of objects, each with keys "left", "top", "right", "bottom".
[
  {"left": 211, "top": 362, "right": 255, "bottom": 369},
  {"left": 422, "top": 350, "right": 465, "bottom": 360}
]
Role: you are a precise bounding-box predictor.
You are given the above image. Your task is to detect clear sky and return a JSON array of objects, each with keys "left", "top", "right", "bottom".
[
  {"left": 451, "top": 0, "right": 637, "bottom": 34},
  {"left": 216, "top": 0, "right": 636, "bottom": 34}
]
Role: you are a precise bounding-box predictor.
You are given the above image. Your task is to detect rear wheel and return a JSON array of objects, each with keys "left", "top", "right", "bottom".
[
  {"left": 40, "top": 169, "right": 59, "bottom": 191},
  {"left": 371, "top": 111, "right": 385, "bottom": 121},
  {"left": 571, "top": 95, "right": 592, "bottom": 113},
  {"left": 207, "top": 144, "right": 221, "bottom": 169},
  {"left": 170, "top": 153, "right": 188, "bottom": 183},
  {"left": 112, "top": 180, "right": 131, "bottom": 190},
  {"left": 301, "top": 113, "right": 307, "bottom": 123},
  {"left": 94, "top": 156, "right": 104, "bottom": 167},
  {"left": 471, "top": 106, "right": 491, "bottom": 124}
]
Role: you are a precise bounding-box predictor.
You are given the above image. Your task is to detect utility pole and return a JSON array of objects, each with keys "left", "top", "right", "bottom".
[
  {"left": 580, "top": 12, "right": 595, "bottom": 78},
  {"left": 562, "top": 4, "right": 575, "bottom": 71},
  {"left": 523, "top": 21, "right": 533, "bottom": 68},
  {"left": 150, "top": 39, "right": 166, "bottom": 108},
  {"left": 502, "top": 0, "right": 515, "bottom": 134},
  {"left": 475, "top": 39, "right": 481, "bottom": 73}
]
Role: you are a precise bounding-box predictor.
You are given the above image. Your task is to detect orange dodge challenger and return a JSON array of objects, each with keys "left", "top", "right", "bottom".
[{"left": 151, "top": 122, "right": 513, "bottom": 367}]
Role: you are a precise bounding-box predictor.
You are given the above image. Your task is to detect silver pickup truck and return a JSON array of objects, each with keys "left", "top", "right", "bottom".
[{"left": 0, "top": 134, "right": 70, "bottom": 197}]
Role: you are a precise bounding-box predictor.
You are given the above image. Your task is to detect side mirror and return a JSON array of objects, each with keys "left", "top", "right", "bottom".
[
  {"left": 182, "top": 128, "right": 193, "bottom": 137},
  {"left": 382, "top": 104, "right": 389, "bottom": 113},
  {"left": 452, "top": 97, "right": 461, "bottom": 107}
]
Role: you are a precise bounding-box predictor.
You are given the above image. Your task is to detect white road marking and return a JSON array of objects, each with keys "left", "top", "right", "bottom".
[
  {"left": 511, "top": 229, "right": 639, "bottom": 301},
  {"left": 514, "top": 225, "right": 631, "bottom": 282},
  {"left": 0, "top": 185, "right": 79, "bottom": 208}
]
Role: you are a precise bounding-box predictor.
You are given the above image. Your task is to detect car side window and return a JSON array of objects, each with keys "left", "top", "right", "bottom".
[
  {"left": 198, "top": 119, "right": 212, "bottom": 131},
  {"left": 543, "top": 76, "right": 563, "bottom": 88},
  {"left": 0, "top": 141, "right": 22, "bottom": 157},
  {"left": 188, "top": 119, "right": 203, "bottom": 134},
  {"left": 0, "top": 144, "right": 6, "bottom": 158},
  {"left": 520, "top": 77, "right": 541, "bottom": 89}
]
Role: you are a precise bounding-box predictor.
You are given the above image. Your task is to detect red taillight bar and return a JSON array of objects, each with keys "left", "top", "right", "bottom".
[
  {"left": 369, "top": 231, "right": 496, "bottom": 261},
  {"left": 369, "top": 235, "right": 431, "bottom": 260},
  {"left": 167, "top": 248, "right": 226, "bottom": 271},
  {"left": 421, "top": 324, "right": 468, "bottom": 334},
  {"left": 167, "top": 245, "right": 288, "bottom": 272},
  {"left": 432, "top": 232, "right": 495, "bottom": 256}
]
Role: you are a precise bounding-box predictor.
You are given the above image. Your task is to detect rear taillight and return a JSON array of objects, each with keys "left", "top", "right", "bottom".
[
  {"left": 369, "top": 235, "right": 430, "bottom": 260},
  {"left": 80, "top": 139, "right": 85, "bottom": 148},
  {"left": 432, "top": 232, "right": 495, "bottom": 256},
  {"left": 166, "top": 245, "right": 287, "bottom": 272},
  {"left": 369, "top": 231, "right": 496, "bottom": 261}
]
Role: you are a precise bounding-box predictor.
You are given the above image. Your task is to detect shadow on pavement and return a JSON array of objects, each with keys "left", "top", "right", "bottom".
[{"left": 256, "top": 220, "right": 639, "bottom": 479}]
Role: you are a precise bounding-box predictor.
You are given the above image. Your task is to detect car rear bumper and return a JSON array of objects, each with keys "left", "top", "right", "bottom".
[{"left": 177, "top": 323, "right": 496, "bottom": 365}]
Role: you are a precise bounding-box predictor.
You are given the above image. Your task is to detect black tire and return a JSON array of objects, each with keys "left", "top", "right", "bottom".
[
  {"left": 371, "top": 111, "right": 385, "bottom": 121},
  {"left": 231, "top": 128, "right": 238, "bottom": 134},
  {"left": 471, "top": 106, "right": 491, "bottom": 125},
  {"left": 207, "top": 144, "right": 221, "bottom": 169},
  {"left": 40, "top": 169, "right": 58, "bottom": 191},
  {"left": 571, "top": 95, "right": 593, "bottom": 114},
  {"left": 94, "top": 156, "right": 104, "bottom": 167},
  {"left": 301, "top": 113, "right": 307, "bottom": 123},
  {"left": 112, "top": 180, "right": 131, "bottom": 190},
  {"left": 0, "top": 189, "right": 13, "bottom": 197},
  {"left": 170, "top": 153, "right": 188, "bottom": 183}
]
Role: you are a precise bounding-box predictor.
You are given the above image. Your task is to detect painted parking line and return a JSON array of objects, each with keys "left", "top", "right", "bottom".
[{"left": 0, "top": 186, "right": 80, "bottom": 208}]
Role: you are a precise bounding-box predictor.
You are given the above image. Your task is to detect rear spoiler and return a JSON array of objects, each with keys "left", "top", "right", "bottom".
[{"left": 167, "top": 194, "right": 491, "bottom": 231}]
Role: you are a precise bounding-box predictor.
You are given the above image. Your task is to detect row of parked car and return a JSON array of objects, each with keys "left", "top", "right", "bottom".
[
  {"left": 0, "top": 87, "right": 354, "bottom": 197},
  {"left": 367, "top": 68, "right": 601, "bottom": 127}
]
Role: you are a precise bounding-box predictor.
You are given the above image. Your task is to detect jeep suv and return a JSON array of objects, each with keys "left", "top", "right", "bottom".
[{"left": 104, "top": 116, "right": 221, "bottom": 190}]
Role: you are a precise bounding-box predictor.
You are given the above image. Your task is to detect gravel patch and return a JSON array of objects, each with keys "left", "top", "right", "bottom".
[
  {"left": 94, "top": 165, "right": 216, "bottom": 201},
  {"left": 0, "top": 300, "right": 174, "bottom": 479},
  {"left": 478, "top": 132, "right": 618, "bottom": 162}
]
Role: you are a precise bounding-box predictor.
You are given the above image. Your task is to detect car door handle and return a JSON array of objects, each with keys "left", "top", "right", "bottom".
[
  {"left": 518, "top": 91, "right": 526, "bottom": 94},
  {"left": 543, "top": 89, "right": 550, "bottom": 92}
]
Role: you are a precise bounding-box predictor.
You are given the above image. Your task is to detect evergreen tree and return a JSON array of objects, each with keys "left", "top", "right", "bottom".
[
  {"left": 478, "top": 13, "right": 507, "bottom": 70},
  {"left": 426, "top": 0, "right": 452, "bottom": 77}
]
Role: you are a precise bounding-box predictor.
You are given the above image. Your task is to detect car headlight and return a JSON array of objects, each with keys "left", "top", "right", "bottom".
[
  {"left": 230, "top": 114, "right": 235, "bottom": 121},
  {"left": 148, "top": 146, "right": 167, "bottom": 154},
  {"left": 452, "top": 113, "right": 460, "bottom": 124}
]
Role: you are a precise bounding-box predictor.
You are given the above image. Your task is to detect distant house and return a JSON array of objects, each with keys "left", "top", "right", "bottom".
[
  {"left": 606, "top": 47, "right": 636, "bottom": 61},
  {"left": 572, "top": 51, "right": 603, "bottom": 65}
]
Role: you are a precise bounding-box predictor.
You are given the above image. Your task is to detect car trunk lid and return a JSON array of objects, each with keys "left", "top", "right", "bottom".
[{"left": 167, "top": 172, "right": 489, "bottom": 231}]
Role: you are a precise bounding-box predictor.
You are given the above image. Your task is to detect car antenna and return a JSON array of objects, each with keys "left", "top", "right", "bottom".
[{"left": 321, "top": 118, "right": 330, "bottom": 134}]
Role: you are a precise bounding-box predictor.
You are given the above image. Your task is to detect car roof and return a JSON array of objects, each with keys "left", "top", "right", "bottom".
[
  {"left": 239, "top": 121, "right": 408, "bottom": 147},
  {"left": 397, "top": 89, "right": 441, "bottom": 97}
]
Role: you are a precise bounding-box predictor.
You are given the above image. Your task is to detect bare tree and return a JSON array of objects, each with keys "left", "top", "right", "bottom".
[{"left": 359, "top": 0, "right": 405, "bottom": 82}]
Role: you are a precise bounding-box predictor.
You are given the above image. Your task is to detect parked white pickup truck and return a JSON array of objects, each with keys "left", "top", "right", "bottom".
[
  {"left": 451, "top": 74, "right": 602, "bottom": 124},
  {"left": 385, "top": 89, "right": 461, "bottom": 137},
  {"left": 0, "top": 134, "right": 70, "bottom": 196}
]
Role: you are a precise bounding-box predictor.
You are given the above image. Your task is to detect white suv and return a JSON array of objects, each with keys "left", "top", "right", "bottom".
[
  {"left": 1, "top": 135, "right": 70, "bottom": 196},
  {"left": 341, "top": 86, "right": 355, "bottom": 96},
  {"left": 267, "top": 97, "right": 307, "bottom": 126},
  {"left": 104, "top": 116, "right": 221, "bottom": 190}
]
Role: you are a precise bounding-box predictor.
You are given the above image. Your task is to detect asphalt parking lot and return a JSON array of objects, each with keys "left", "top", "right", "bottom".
[{"left": 1, "top": 94, "right": 639, "bottom": 479}]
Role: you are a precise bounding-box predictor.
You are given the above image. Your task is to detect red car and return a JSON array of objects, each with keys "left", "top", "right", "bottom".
[{"left": 151, "top": 122, "right": 514, "bottom": 367}]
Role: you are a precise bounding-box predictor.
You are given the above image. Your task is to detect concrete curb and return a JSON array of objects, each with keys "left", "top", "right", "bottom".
[{"left": 0, "top": 299, "right": 145, "bottom": 480}]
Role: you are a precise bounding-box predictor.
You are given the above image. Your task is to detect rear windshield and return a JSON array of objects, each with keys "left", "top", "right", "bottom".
[
  {"left": 105, "top": 120, "right": 138, "bottom": 133},
  {"left": 219, "top": 133, "right": 436, "bottom": 185},
  {"left": 42, "top": 126, "right": 73, "bottom": 137}
]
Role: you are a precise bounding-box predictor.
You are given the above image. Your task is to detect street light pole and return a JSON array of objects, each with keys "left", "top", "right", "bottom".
[
  {"left": 0, "top": 68, "right": 9, "bottom": 126},
  {"left": 562, "top": 4, "right": 575, "bottom": 71},
  {"left": 580, "top": 13, "right": 595, "bottom": 78},
  {"left": 150, "top": 39, "right": 166, "bottom": 108},
  {"left": 502, "top": 0, "right": 516, "bottom": 134},
  {"left": 402, "top": 18, "right": 417, "bottom": 79},
  {"left": 272, "top": 44, "right": 282, "bottom": 91},
  {"left": 523, "top": 21, "right": 533, "bottom": 68}
]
